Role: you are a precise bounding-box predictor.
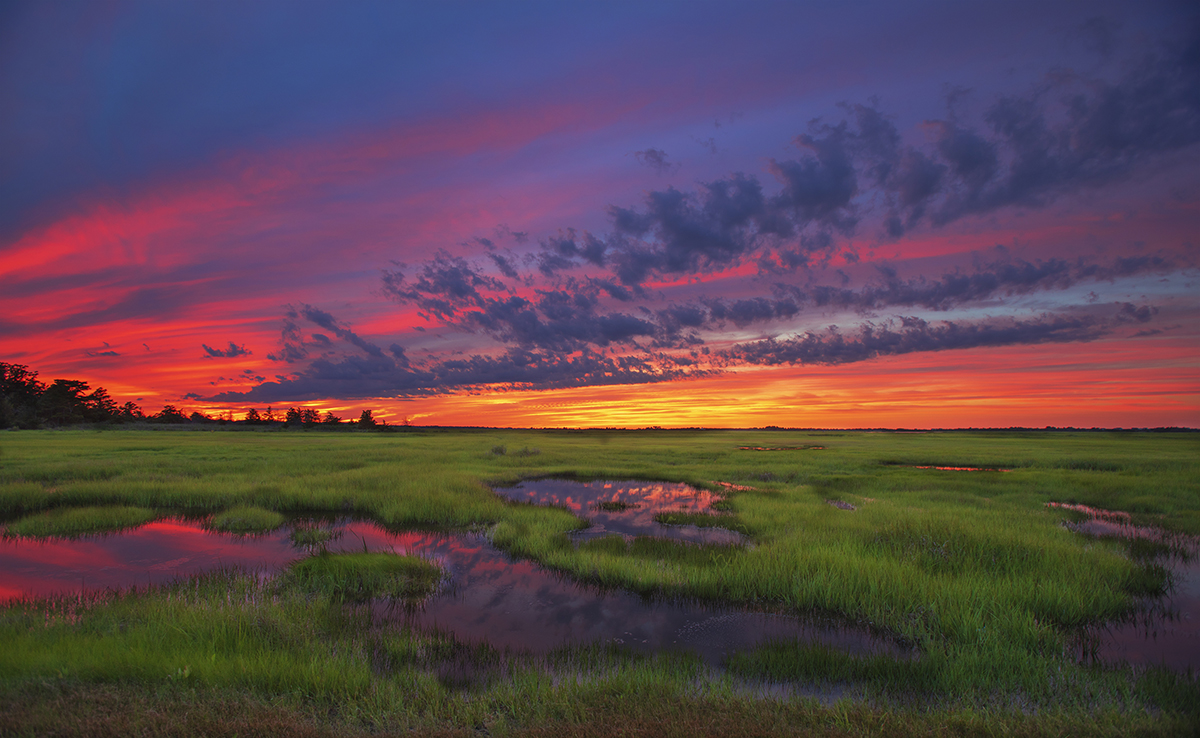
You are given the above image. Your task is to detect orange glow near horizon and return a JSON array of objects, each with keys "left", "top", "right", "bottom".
[{"left": 156, "top": 334, "right": 1193, "bottom": 429}]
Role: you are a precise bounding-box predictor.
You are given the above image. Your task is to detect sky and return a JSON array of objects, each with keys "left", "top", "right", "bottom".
[{"left": 1, "top": 0, "right": 1197, "bottom": 428}]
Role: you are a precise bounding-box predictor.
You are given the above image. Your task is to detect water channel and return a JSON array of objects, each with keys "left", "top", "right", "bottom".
[
  {"left": 1049, "top": 502, "right": 1200, "bottom": 671},
  {"left": 2, "top": 481, "right": 1193, "bottom": 671},
  {"left": 0, "top": 479, "right": 902, "bottom": 667}
]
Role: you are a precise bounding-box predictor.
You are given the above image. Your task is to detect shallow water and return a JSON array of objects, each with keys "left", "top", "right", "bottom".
[
  {"left": 1049, "top": 502, "right": 1200, "bottom": 670},
  {"left": 492, "top": 478, "right": 746, "bottom": 546},
  {"left": 909, "top": 465, "right": 1011, "bottom": 472},
  {"left": 0, "top": 480, "right": 905, "bottom": 666},
  {"left": 737, "top": 446, "right": 824, "bottom": 451}
]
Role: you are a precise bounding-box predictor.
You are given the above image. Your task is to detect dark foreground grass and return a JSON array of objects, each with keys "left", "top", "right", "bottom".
[
  {"left": 2, "top": 504, "right": 157, "bottom": 538},
  {"left": 2, "top": 682, "right": 1193, "bottom": 737},
  {"left": 0, "top": 428, "right": 1197, "bottom": 733}
]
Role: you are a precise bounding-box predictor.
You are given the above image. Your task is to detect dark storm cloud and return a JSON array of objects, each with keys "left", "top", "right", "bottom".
[
  {"left": 804, "top": 253, "right": 1178, "bottom": 313},
  {"left": 202, "top": 341, "right": 251, "bottom": 358},
  {"left": 207, "top": 303, "right": 708, "bottom": 401},
  {"left": 458, "top": 289, "right": 658, "bottom": 353},
  {"left": 266, "top": 304, "right": 384, "bottom": 363},
  {"left": 382, "top": 251, "right": 508, "bottom": 319},
  {"left": 297, "top": 304, "right": 385, "bottom": 358},
  {"left": 1115, "top": 301, "right": 1158, "bottom": 323},
  {"left": 725, "top": 312, "right": 1112, "bottom": 366},
  {"left": 487, "top": 252, "right": 521, "bottom": 279},
  {"left": 638, "top": 23, "right": 1200, "bottom": 253},
  {"left": 530, "top": 25, "right": 1200, "bottom": 291},
  {"left": 633, "top": 148, "right": 675, "bottom": 173},
  {"left": 532, "top": 230, "right": 610, "bottom": 277},
  {"left": 927, "top": 26, "right": 1200, "bottom": 227},
  {"left": 706, "top": 296, "right": 802, "bottom": 326},
  {"left": 383, "top": 254, "right": 659, "bottom": 352},
  {"left": 755, "top": 24, "right": 1200, "bottom": 239},
  {"left": 386, "top": 239, "right": 1181, "bottom": 360},
  {"left": 604, "top": 173, "right": 812, "bottom": 285}
]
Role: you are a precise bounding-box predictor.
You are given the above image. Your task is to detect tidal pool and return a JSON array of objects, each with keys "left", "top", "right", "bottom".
[
  {"left": 737, "top": 446, "right": 825, "bottom": 451},
  {"left": 0, "top": 481, "right": 905, "bottom": 666},
  {"left": 909, "top": 465, "right": 1011, "bottom": 472},
  {"left": 1049, "top": 502, "right": 1200, "bottom": 670},
  {"left": 492, "top": 478, "right": 746, "bottom": 546}
]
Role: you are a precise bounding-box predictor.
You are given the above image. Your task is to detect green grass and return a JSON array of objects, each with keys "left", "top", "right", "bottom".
[
  {"left": 2, "top": 504, "right": 157, "bottom": 538},
  {"left": 280, "top": 552, "right": 444, "bottom": 603},
  {"left": 0, "top": 428, "right": 1197, "bottom": 734},
  {"left": 289, "top": 522, "right": 340, "bottom": 549},
  {"left": 208, "top": 504, "right": 285, "bottom": 534}
]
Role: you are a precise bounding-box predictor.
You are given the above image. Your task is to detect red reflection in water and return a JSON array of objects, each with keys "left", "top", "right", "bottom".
[
  {"left": 910, "top": 466, "right": 1011, "bottom": 472},
  {"left": 1047, "top": 502, "right": 1131, "bottom": 523},
  {"left": 0, "top": 520, "right": 300, "bottom": 600},
  {"left": 493, "top": 479, "right": 743, "bottom": 545},
  {"left": 0, "top": 514, "right": 908, "bottom": 665},
  {"left": 713, "top": 481, "right": 755, "bottom": 492},
  {"left": 738, "top": 446, "right": 825, "bottom": 451}
]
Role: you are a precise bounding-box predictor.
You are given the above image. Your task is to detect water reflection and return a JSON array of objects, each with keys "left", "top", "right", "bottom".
[
  {"left": 737, "top": 446, "right": 824, "bottom": 451},
  {"left": 385, "top": 528, "right": 898, "bottom": 664},
  {"left": 492, "top": 479, "right": 744, "bottom": 546},
  {"left": 0, "top": 510, "right": 904, "bottom": 666},
  {"left": 909, "top": 465, "right": 1011, "bottom": 472},
  {"left": 1049, "top": 502, "right": 1199, "bottom": 670}
]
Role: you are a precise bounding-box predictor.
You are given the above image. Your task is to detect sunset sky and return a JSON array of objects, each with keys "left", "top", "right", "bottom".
[{"left": 2, "top": 1, "right": 1197, "bottom": 428}]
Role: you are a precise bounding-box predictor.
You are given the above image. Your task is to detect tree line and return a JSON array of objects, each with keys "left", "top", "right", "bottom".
[{"left": 1, "top": 362, "right": 392, "bottom": 430}]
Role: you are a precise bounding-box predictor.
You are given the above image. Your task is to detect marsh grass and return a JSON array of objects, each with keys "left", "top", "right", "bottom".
[
  {"left": 289, "top": 522, "right": 341, "bottom": 549},
  {"left": 208, "top": 504, "right": 285, "bottom": 534},
  {"left": 280, "top": 552, "right": 444, "bottom": 603},
  {"left": 3, "top": 505, "right": 157, "bottom": 538},
  {"left": 653, "top": 510, "right": 746, "bottom": 532},
  {"left": 0, "top": 428, "right": 1197, "bottom": 733}
]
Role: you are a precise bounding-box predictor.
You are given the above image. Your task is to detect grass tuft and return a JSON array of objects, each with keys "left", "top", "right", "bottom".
[
  {"left": 208, "top": 505, "right": 285, "bottom": 534},
  {"left": 279, "top": 551, "right": 444, "bottom": 603},
  {"left": 288, "top": 522, "right": 340, "bottom": 549}
]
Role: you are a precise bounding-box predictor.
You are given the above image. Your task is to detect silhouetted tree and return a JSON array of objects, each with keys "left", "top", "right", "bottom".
[
  {"left": 245, "top": 408, "right": 262, "bottom": 424},
  {"left": 118, "top": 401, "right": 145, "bottom": 421},
  {"left": 40, "top": 379, "right": 92, "bottom": 425},
  {"left": 322, "top": 411, "right": 341, "bottom": 424},
  {"left": 83, "top": 387, "right": 117, "bottom": 422},
  {"left": 300, "top": 408, "right": 321, "bottom": 426},
  {"left": 265, "top": 406, "right": 277, "bottom": 423},
  {"left": 152, "top": 405, "right": 187, "bottom": 423},
  {"left": 1, "top": 362, "right": 125, "bottom": 427},
  {"left": 1, "top": 363, "right": 45, "bottom": 405},
  {"left": 358, "top": 410, "right": 376, "bottom": 428},
  {"left": 285, "top": 407, "right": 302, "bottom": 425},
  {"left": 0, "top": 363, "right": 44, "bottom": 428}
]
